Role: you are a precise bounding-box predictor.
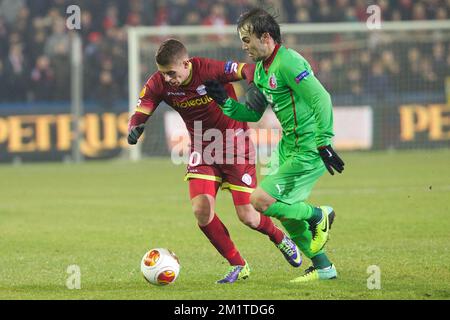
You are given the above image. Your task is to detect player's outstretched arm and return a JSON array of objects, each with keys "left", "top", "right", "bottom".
[
  {"left": 128, "top": 79, "right": 161, "bottom": 145},
  {"left": 204, "top": 80, "right": 267, "bottom": 122},
  {"left": 127, "top": 111, "right": 149, "bottom": 145}
]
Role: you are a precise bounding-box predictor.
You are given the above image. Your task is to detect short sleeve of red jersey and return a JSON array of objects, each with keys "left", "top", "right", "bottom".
[
  {"left": 135, "top": 74, "right": 164, "bottom": 115},
  {"left": 201, "top": 58, "right": 255, "bottom": 84}
]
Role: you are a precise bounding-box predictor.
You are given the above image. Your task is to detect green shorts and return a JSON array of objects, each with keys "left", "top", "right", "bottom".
[{"left": 259, "top": 148, "right": 325, "bottom": 204}]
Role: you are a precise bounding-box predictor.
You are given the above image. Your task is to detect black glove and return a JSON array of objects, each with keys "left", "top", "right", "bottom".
[
  {"left": 204, "top": 80, "right": 229, "bottom": 105},
  {"left": 205, "top": 80, "right": 268, "bottom": 114},
  {"left": 245, "top": 82, "right": 268, "bottom": 114},
  {"left": 318, "top": 145, "right": 345, "bottom": 175},
  {"left": 127, "top": 123, "right": 145, "bottom": 145}
]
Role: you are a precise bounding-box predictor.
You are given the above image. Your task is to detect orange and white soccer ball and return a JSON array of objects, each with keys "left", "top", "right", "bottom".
[{"left": 140, "top": 248, "right": 180, "bottom": 286}]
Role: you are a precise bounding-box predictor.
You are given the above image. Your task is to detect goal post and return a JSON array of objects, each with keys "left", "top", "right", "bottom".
[
  {"left": 128, "top": 27, "right": 141, "bottom": 162},
  {"left": 127, "top": 21, "right": 450, "bottom": 160}
]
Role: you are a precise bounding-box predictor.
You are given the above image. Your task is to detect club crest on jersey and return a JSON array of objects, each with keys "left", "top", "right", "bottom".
[
  {"left": 196, "top": 85, "right": 207, "bottom": 95},
  {"left": 241, "top": 173, "right": 252, "bottom": 186},
  {"left": 295, "top": 70, "right": 310, "bottom": 84},
  {"left": 225, "top": 61, "right": 238, "bottom": 74},
  {"left": 269, "top": 73, "right": 277, "bottom": 89}
]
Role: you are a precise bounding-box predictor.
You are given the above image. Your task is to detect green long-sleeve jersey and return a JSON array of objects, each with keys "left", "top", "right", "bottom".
[{"left": 222, "top": 45, "right": 334, "bottom": 157}]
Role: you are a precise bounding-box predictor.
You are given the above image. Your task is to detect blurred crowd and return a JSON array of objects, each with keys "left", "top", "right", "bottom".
[
  {"left": 0, "top": 0, "right": 449, "bottom": 105},
  {"left": 290, "top": 38, "right": 450, "bottom": 103}
]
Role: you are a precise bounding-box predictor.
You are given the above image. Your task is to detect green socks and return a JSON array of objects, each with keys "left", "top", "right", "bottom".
[
  {"left": 306, "top": 207, "right": 323, "bottom": 226},
  {"left": 263, "top": 201, "right": 315, "bottom": 221},
  {"left": 311, "top": 253, "right": 332, "bottom": 269}
]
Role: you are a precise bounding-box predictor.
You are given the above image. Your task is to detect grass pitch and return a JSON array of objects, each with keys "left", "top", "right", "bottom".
[{"left": 1, "top": 150, "right": 449, "bottom": 300}]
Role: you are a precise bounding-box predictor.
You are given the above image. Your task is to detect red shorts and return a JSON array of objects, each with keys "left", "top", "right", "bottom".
[{"left": 185, "top": 161, "right": 257, "bottom": 206}]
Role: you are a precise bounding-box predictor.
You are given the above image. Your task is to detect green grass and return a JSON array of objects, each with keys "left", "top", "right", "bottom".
[{"left": 1, "top": 150, "right": 450, "bottom": 300}]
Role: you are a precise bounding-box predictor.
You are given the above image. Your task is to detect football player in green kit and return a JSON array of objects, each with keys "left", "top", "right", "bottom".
[{"left": 204, "top": 8, "right": 345, "bottom": 282}]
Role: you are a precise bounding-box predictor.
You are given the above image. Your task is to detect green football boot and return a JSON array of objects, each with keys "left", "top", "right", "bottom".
[
  {"left": 309, "top": 206, "right": 335, "bottom": 254},
  {"left": 290, "top": 264, "right": 338, "bottom": 283}
]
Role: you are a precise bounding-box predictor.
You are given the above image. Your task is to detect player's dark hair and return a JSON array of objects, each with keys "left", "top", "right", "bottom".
[
  {"left": 237, "top": 8, "right": 281, "bottom": 44},
  {"left": 155, "top": 39, "right": 188, "bottom": 66}
]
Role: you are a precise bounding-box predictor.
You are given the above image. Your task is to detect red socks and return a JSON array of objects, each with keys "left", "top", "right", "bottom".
[
  {"left": 199, "top": 213, "right": 284, "bottom": 266},
  {"left": 256, "top": 213, "right": 284, "bottom": 245},
  {"left": 199, "top": 214, "right": 245, "bottom": 266}
]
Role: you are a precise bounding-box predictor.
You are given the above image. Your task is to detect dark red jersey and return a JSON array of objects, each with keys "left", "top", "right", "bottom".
[{"left": 135, "top": 57, "right": 255, "bottom": 154}]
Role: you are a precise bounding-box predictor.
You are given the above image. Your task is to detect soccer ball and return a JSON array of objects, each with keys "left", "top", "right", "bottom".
[{"left": 140, "top": 248, "right": 180, "bottom": 286}]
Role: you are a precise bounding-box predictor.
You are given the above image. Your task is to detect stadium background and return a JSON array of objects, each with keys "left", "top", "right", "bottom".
[{"left": 0, "top": 0, "right": 449, "bottom": 162}]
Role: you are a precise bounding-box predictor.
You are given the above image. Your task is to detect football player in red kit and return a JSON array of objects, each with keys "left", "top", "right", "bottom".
[{"left": 128, "top": 39, "right": 301, "bottom": 283}]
